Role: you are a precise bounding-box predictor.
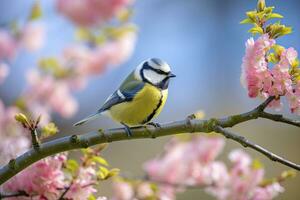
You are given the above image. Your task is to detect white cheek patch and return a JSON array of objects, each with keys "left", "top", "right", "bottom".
[{"left": 143, "top": 69, "right": 166, "bottom": 85}]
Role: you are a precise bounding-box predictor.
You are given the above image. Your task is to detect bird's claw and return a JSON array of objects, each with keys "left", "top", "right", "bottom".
[
  {"left": 122, "top": 123, "right": 132, "bottom": 137},
  {"left": 147, "top": 122, "right": 161, "bottom": 128}
]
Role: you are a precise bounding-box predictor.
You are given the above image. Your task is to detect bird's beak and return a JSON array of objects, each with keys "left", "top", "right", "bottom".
[{"left": 168, "top": 72, "right": 176, "bottom": 78}]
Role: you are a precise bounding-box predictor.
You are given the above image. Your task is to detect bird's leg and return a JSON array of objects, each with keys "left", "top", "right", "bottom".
[
  {"left": 146, "top": 122, "right": 161, "bottom": 128},
  {"left": 121, "top": 123, "right": 132, "bottom": 137}
]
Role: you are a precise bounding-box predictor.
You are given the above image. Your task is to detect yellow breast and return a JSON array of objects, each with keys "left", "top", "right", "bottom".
[{"left": 108, "top": 83, "right": 168, "bottom": 126}]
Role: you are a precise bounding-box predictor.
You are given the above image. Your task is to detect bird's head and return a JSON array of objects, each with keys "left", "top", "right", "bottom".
[{"left": 135, "top": 58, "right": 176, "bottom": 90}]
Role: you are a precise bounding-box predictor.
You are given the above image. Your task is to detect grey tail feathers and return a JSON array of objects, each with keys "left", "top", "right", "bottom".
[{"left": 73, "top": 113, "right": 101, "bottom": 126}]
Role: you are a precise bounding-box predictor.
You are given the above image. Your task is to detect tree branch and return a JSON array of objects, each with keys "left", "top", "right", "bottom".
[
  {"left": 259, "top": 111, "right": 300, "bottom": 127},
  {"left": 0, "top": 98, "right": 299, "bottom": 185},
  {"left": 213, "top": 126, "right": 300, "bottom": 170}
]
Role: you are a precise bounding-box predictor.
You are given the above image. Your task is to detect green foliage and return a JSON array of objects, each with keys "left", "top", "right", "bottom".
[
  {"left": 91, "top": 156, "right": 109, "bottom": 166},
  {"left": 15, "top": 113, "right": 29, "bottom": 125},
  {"left": 65, "top": 159, "right": 79, "bottom": 176},
  {"left": 97, "top": 167, "right": 120, "bottom": 180},
  {"left": 87, "top": 195, "right": 97, "bottom": 200},
  {"left": 266, "top": 22, "right": 292, "bottom": 39},
  {"left": 41, "top": 123, "right": 58, "bottom": 139},
  {"left": 29, "top": 0, "right": 42, "bottom": 21},
  {"left": 75, "top": 23, "right": 137, "bottom": 46},
  {"left": 252, "top": 159, "right": 264, "bottom": 170},
  {"left": 241, "top": 0, "right": 292, "bottom": 38},
  {"left": 260, "top": 170, "right": 297, "bottom": 187},
  {"left": 38, "top": 57, "right": 70, "bottom": 79}
]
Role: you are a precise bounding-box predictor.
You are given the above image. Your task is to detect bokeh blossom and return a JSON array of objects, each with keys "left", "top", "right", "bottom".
[
  {"left": 20, "top": 22, "right": 45, "bottom": 52},
  {"left": 0, "top": 30, "right": 17, "bottom": 61},
  {"left": 0, "top": 100, "right": 29, "bottom": 165},
  {"left": 56, "top": 0, "right": 132, "bottom": 27},
  {"left": 24, "top": 70, "right": 78, "bottom": 121},
  {"left": 142, "top": 136, "right": 284, "bottom": 200},
  {"left": 0, "top": 63, "right": 9, "bottom": 83}
]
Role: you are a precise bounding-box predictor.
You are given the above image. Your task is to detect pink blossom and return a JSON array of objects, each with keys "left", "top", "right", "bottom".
[
  {"left": 0, "top": 100, "right": 30, "bottom": 165},
  {"left": 20, "top": 22, "right": 45, "bottom": 51},
  {"left": 112, "top": 181, "right": 134, "bottom": 200},
  {"left": 241, "top": 34, "right": 275, "bottom": 98},
  {"left": 0, "top": 30, "right": 17, "bottom": 60},
  {"left": 65, "top": 167, "right": 97, "bottom": 200},
  {"left": 1, "top": 154, "right": 66, "bottom": 199},
  {"left": 280, "top": 47, "right": 298, "bottom": 66},
  {"left": 57, "top": 0, "right": 132, "bottom": 27},
  {"left": 252, "top": 183, "right": 284, "bottom": 200},
  {"left": 0, "top": 62, "right": 9, "bottom": 83},
  {"left": 136, "top": 182, "right": 154, "bottom": 199},
  {"left": 241, "top": 35, "right": 300, "bottom": 114}
]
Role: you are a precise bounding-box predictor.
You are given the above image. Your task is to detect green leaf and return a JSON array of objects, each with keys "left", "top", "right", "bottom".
[
  {"left": 66, "top": 159, "right": 79, "bottom": 174},
  {"left": 257, "top": 0, "right": 266, "bottom": 12},
  {"left": 88, "top": 195, "right": 96, "bottom": 200},
  {"left": 273, "top": 44, "right": 285, "bottom": 55},
  {"left": 280, "top": 170, "right": 297, "bottom": 179},
  {"left": 240, "top": 18, "right": 254, "bottom": 24},
  {"left": 92, "top": 156, "right": 109, "bottom": 166},
  {"left": 41, "top": 123, "right": 59, "bottom": 139},
  {"left": 246, "top": 11, "right": 257, "bottom": 22},
  {"left": 269, "top": 13, "right": 283, "bottom": 19},
  {"left": 29, "top": 0, "right": 42, "bottom": 20},
  {"left": 106, "top": 168, "right": 120, "bottom": 179},
  {"left": 75, "top": 28, "right": 92, "bottom": 41},
  {"left": 267, "top": 53, "right": 278, "bottom": 63},
  {"left": 252, "top": 159, "right": 264, "bottom": 170},
  {"left": 15, "top": 113, "right": 29, "bottom": 125},
  {"left": 248, "top": 26, "right": 264, "bottom": 35},
  {"left": 97, "top": 166, "right": 109, "bottom": 180}
]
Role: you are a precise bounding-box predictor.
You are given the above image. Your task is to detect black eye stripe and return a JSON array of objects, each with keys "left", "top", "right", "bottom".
[{"left": 143, "top": 62, "right": 169, "bottom": 75}]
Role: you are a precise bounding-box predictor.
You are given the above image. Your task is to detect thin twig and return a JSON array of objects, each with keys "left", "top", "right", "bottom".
[
  {"left": 259, "top": 112, "right": 300, "bottom": 128},
  {"left": 214, "top": 126, "right": 300, "bottom": 170},
  {"left": 58, "top": 183, "right": 72, "bottom": 200}
]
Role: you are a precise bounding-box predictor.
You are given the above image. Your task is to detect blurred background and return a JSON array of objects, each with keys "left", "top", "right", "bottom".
[{"left": 0, "top": 0, "right": 299, "bottom": 199}]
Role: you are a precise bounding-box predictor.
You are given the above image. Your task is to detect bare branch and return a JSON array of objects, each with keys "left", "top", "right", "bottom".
[
  {"left": 214, "top": 126, "right": 300, "bottom": 170},
  {"left": 259, "top": 112, "right": 300, "bottom": 128}
]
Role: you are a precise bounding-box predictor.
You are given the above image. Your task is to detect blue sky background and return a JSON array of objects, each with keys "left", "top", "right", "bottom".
[{"left": 0, "top": 0, "right": 299, "bottom": 198}]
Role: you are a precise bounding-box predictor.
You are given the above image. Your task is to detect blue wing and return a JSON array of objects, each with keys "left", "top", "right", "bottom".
[{"left": 98, "top": 81, "right": 145, "bottom": 113}]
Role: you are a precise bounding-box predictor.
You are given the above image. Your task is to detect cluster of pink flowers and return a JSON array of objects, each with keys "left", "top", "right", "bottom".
[
  {"left": 126, "top": 136, "right": 284, "bottom": 200},
  {"left": 0, "top": 22, "right": 45, "bottom": 83},
  {"left": 0, "top": 100, "right": 29, "bottom": 165},
  {"left": 1, "top": 154, "right": 66, "bottom": 199},
  {"left": 241, "top": 34, "right": 300, "bottom": 113},
  {"left": 64, "top": 167, "right": 97, "bottom": 199},
  {"left": 1, "top": 153, "right": 101, "bottom": 199},
  {"left": 56, "top": 0, "right": 132, "bottom": 27}
]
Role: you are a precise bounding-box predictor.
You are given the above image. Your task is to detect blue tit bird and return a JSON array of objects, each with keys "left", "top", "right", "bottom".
[{"left": 74, "top": 58, "right": 176, "bottom": 136}]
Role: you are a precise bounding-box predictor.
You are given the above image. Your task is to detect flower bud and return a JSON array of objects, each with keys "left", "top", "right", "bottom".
[
  {"left": 257, "top": 0, "right": 266, "bottom": 12},
  {"left": 15, "top": 113, "right": 29, "bottom": 125}
]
